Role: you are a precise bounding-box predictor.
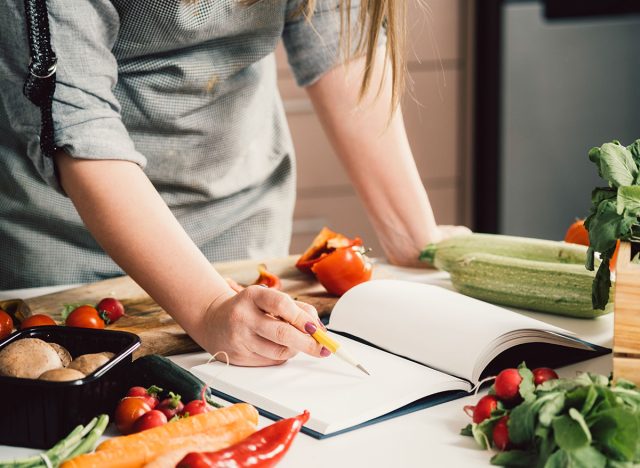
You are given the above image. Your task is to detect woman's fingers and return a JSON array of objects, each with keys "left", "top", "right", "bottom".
[
  {"left": 225, "top": 277, "right": 245, "bottom": 293},
  {"left": 245, "top": 285, "right": 320, "bottom": 333},
  {"left": 252, "top": 312, "right": 325, "bottom": 357},
  {"left": 249, "top": 335, "right": 298, "bottom": 362}
]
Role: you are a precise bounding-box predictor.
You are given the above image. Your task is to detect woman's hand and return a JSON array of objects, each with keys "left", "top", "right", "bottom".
[{"left": 196, "top": 285, "right": 328, "bottom": 367}]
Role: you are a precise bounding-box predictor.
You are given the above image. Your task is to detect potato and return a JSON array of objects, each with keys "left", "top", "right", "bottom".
[
  {"left": 48, "top": 342, "right": 72, "bottom": 367},
  {"left": 39, "top": 368, "right": 85, "bottom": 382},
  {"left": 68, "top": 352, "right": 115, "bottom": 375},
  {"left": 0, "top": 338, "right": 62, "bottom": 379}
]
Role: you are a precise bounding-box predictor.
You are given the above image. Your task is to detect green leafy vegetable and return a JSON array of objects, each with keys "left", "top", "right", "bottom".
[
  {"left": 585, "top": 138, "right": 640, "bottom": 309},
  {"left": 461, "top": 364, "right": 640, "bottom": 467}
]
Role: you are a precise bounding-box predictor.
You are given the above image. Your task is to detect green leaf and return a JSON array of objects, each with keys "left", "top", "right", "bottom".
[
  {"left": 580, "top": 386, "right": 598, "bottom": 416},
  {"left": 543, "top": 449, "right": 568, "bottom": 468},
  {"left": 460, "top": 423, "right": 472, "bottom": 436},
  {"left": 592, "top": 260, "right": 612, "bottom": 310},
  {"left": 627, "top": 139, "right": 640, "bottom": 166},
  {"left": 617, "top": 186, "right": 640, "bottom": 216},
  {"left": 508, "top": 400, "right": 537, "bottom": 445},
  {"left": 543, "top": 446, "right": 606, "bottom": 468},
  {"left": 490, "top": 450, "right": 538, "bottom": 467},
  {"left": 552, "top": 409, "right": 591, "bottom": 451},
  {"left": 538, "top": 378, "right": 580, "bottom": 394},
  {"left": 591, "top": 142, "right": 638, "bottom": 188},
  {"left": 539, "top": 392, "right": 566, "bottom": 427},
  {"left": 615, "top": 378, "right": 638, "bottom": 390},
  {"left": 590, "top": 407, "right": 639, "bottom": 461},
  {"left": 471, "top": 422, "right": 491, "bottom": 450},
  {"left": 518, "top": 365, "right": 536, "bottom": 403},
  {"left": 588, "top": 199, "right": 622, "bottom": 254}
]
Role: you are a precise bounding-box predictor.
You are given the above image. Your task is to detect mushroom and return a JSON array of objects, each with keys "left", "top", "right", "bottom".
[
  {"left": 39, "top": 368, "right": 85, "bottom": 382},
  {"left": 0, "top": 338, "right": 62, "bottom": 379},
  {"left": 68, "top": 352, "right": 115, "bottom": 375},
  {"left": 48, "top": 342, "right": 72, "bottom": 367}
]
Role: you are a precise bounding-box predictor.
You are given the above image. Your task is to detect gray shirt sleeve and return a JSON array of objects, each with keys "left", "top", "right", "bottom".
[
  {"left": 37, "top": 0, "right": 147, "bottom": 190},
  {"left": 282, "top": 0, "right": 353, "bottom": 87},
  {"left": 282, "top": 0, "right": 387, "bottom": 87}
]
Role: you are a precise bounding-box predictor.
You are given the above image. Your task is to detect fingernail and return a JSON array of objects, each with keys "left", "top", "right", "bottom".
[
  {"left": 320, "top": 346, "right": 331, "bottom": 357},
  {"left": 304, "top": 322, "right": 317, "bottom": 335}
]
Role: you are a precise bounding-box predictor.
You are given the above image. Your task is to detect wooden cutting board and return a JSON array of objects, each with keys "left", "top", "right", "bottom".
[{"left": 9, "top": 256, "right": 377, "bottom": 357}]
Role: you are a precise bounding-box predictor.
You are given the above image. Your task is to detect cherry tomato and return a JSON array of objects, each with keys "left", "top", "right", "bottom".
[
  {"left": 311, "top": 246, "right": 372, "bottom": 296},
  {"left": 96, "top": 297, "right": 125, "bottom": 324},
  {"left": 181, "top": 399, "right": 213, "bottom": 417},
  {"left": 157, "top": 392, "right": 184, "bottom": 420},
  {"left": 115, "top": 397, "right": 152, "bottom": 435},
  {"left": 20, "top": 314, "right": 56, "bottom": 329},
  {"left": 494, "top": 368, "right": 522, "bottom": 402},
  {"left": 532, "top": 367, "right": 559, "bottom": 386},
  {"left": 66, "top": 305, "right": 105, "bottom": 329},
  {"left": 0, "top": 309, "right": 13, "bottom": 340},
  {"left": 126, "top": 386, "right": 161, "bottom": 408},
  {"left": 473, "top": 395, "right": 499, "bottom": 424},
  {"left": 132, "top": 409, "right": 168, "bottom": 433},
  {"left": 492, "top": 416, "right": 510, "bottom": 451}
]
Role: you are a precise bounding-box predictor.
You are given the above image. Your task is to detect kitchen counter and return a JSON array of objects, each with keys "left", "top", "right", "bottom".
[{"left": 0, "top": 264, "right": 613, "bottom": 467}]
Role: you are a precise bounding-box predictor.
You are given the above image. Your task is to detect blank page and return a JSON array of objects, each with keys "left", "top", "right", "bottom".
[
  {"left": 328, "top": 280, "right": 574, "bottom": 382},
  {"left": 191, "top": 333, "right": 469, "bottom": 435}
]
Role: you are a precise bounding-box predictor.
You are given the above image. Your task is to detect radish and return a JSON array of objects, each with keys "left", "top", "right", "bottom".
[
  {"left": 494, "top": 368, "right": 522, "bottom": 402},
  {"left": 472, "top": 395, "right": 499, "bottom": 424},
  {"left": 532, "top": 367, "right": 559, "bottom": 386},
  {"left": 157, "top": 392, "right": 184, "bottom": 420},
  {"left": 492, "top": 416, "right": 510, "bottom": 451}
]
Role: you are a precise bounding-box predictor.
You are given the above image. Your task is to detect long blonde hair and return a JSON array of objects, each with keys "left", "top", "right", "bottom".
[{"left": 247, "top": 0, "right": 407, "bottom": 110}]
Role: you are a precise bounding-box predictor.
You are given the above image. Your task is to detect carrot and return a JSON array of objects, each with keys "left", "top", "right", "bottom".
[{"left": 61, "top": 404, "right": 258, "bottom": 468}]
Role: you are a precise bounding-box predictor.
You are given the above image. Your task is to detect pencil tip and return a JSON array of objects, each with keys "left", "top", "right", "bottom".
[{"left": 357, "top": 364, "right": 371, "bottom": 376}]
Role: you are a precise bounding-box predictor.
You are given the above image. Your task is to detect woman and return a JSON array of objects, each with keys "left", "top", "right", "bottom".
[{"left": 0, "top": 0, "right": 468, "bottom": 365}]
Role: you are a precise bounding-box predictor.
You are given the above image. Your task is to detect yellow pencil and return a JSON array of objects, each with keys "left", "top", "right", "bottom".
[{"left": 305, "top": 323, "right": 370, "bottom": 375}]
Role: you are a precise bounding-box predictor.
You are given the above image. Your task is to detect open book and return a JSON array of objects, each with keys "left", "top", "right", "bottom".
[{"left": 192, "top": 280, "right": 609, "bottom": 438}]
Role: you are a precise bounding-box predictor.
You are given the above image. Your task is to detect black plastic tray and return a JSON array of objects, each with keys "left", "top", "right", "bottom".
[{"left": 0, "top": 326, "right": 140, "bottom": 448}]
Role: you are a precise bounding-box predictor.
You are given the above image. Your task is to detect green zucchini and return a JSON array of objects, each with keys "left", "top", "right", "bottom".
[
  {"left": 420, "top": 234, "right": 590, "bottom": 271},
  {"left": 129, "top": 354, "right": 222, "bottom": 407},
  {"left": 448, "top": 253, "right": 613, "bottom": 318}
]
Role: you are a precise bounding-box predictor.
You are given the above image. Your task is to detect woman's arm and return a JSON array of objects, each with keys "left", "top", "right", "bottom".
[
  {"left": 55, "top": 152, "right": 325, "bottom": 365},
  {"left": 306, "top": 48, "right": 470, "bottom": 267}
]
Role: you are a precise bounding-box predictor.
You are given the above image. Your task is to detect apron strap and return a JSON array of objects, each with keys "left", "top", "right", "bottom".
[{"left": 23, "top": 0, "right": 58, "bottom": 159}]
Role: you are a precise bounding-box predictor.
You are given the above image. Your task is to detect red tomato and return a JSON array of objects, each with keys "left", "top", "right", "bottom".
[
  {"left": 532, "top": 367, "right": 559, "bottom": 386},
  {"left": 66, "top": 305, "right": 105, "bottom": 329},
  {"left": 0, "top": 309, "right": 13, "bottom": 340},
  {"left": 473, "top": 395, "right": 499, "bottom": 424},
  {"left": 494, "top": 368, "right": 522, "bottom": 402},
  {"left": 181, "top": 400, "right": 213, "bottom": 417},
  {"left": 132, "top": 410, "right": 168, "bottom": 433},
  {"left": 126, "top": 386, "right": 160, "bottom": 408},
  {"left": 115, "top": 397, "right": 153, "bottom": 435},
  {"left": 96, "top": 297, "right": 125, "bottom": 324},
  {"left": 20, "top": 314, "right": 56, "bottom": 329},
  {"left": 492, "top": 416, "right": 510, "bottom": 451},
  {"left": 311, "top": 246, "right": 372, "bottom": 296},
  {"left": 564, "top": 219, "right": 589, "bottom": 246}
]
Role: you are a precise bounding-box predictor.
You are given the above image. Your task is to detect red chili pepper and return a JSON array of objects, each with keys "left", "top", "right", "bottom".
[
  {"left": 253, "top": 264, "right": 282, "bottom": 289},
  {"left": 177, "top": 411, "right": 310, "bottom": 468}
]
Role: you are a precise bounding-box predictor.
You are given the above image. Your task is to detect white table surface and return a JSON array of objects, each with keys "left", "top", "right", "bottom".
[{"left": 0, "top": 266, "right": 614, "bottom": 467}]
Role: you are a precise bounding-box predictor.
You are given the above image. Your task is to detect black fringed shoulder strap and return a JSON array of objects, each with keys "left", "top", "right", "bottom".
[{"left": 23, "top": 0, "right": 58, "bottom": 159}]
